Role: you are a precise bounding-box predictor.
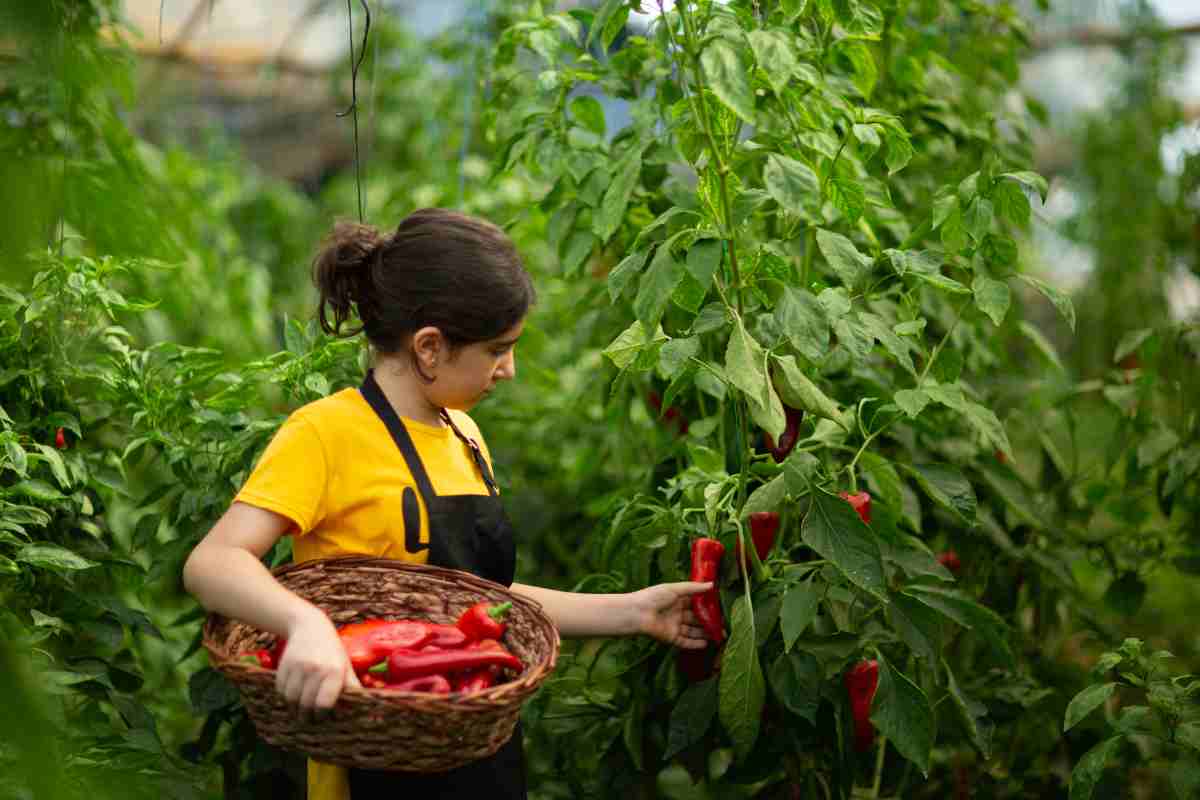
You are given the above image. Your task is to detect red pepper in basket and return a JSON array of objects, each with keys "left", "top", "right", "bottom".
[
  {"left": 238, "top": 649, "right": 275, "bottom": 669},
  {"left": 339, "top": 620, "right": 433, "bottom": 673},
  {"left": 426, "top": 624, "right": 470, "bottom": 649},
  {"left": 384, "top": 646, "right": 523, "bottom": 684},
  {"left": 844, "top": 660, "right": 879, "bottom": 752},
  {"left": 387, "top": 674, "right": 452, "bottom": 694},
  {"left": 456, "top": 601, "right": 512, "bottom": 642},
  {"left": 736, "top": 512, "right": 780, "bottom": 574},
  {"left": 453, "top": 669, "right": 496, "bottom": 694},
  {"left": 690, "top": 538, "right": 725, "bottom": 645}
]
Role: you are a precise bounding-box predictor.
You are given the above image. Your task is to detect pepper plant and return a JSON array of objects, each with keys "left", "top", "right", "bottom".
[{"left": 483, "top": 0, "right": 1194, "bottom": 797}]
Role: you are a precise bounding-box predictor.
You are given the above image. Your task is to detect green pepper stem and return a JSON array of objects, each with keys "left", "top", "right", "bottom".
[{"left": 487, "top": 601, "right": 512, "bottom": 621}]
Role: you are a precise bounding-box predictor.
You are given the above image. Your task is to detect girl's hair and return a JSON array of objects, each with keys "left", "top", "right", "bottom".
[{"left": 312, "top": 208, "right": 535, "bottom": 367}]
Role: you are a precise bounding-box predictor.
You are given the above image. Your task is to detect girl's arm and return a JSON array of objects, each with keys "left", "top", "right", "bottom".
[
  {"left": 183, "top": 502, "right": 359, "bottom": 714},
  {"left": 510, "top": 581, "right": 713, "bottom": 649}
]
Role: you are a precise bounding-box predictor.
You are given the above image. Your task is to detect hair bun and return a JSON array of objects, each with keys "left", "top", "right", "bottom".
[{"left": 313, "top": 221, "right": 385, "bottom": 337}]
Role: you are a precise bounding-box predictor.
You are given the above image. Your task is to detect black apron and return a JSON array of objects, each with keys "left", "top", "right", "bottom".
[{"left": 348, "top": 369, "right": 526, "bottom": 800}]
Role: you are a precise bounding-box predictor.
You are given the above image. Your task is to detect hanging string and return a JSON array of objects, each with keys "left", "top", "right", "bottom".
[{"left": 338, "top": 0, "right": 372, "bottom": 223}]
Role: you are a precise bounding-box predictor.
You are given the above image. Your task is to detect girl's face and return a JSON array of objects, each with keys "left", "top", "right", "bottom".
[{"left": 431, "top": 318, "right": 525, "bottom": 411}]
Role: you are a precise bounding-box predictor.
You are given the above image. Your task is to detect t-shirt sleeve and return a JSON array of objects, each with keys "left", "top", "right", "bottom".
[{"left": 234, "top": 412, "right": 328, "bottom": 536}]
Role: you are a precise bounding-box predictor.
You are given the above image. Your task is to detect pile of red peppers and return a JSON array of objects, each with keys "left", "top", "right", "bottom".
[{"left": 237, "top": 601, "right": 522, "bottom": 695}]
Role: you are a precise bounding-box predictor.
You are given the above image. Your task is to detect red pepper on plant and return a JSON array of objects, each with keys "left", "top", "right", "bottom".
[
  {"left": 54, "top": 427, "right": 67, "bottom": 450},
  {"left": 765, "top": 406, "right": 804, "bottom": 463},
  {"left": 838, "top": 491, "right": 871, "bottom": 525},
  {"left": 844, "top": 659, "right": 879, "bottom": 752},
  {"left": 690, "top": 538, "right": 725, "bottom": 645},
  {"left": 456, "top": 601, "right": 512, "bottom": 642},
  {"left": 937, "top": 550, "right": 962, "bottom": 575},
  {"left": 736, "top": 512, "right": 780, "bottom": 574}
]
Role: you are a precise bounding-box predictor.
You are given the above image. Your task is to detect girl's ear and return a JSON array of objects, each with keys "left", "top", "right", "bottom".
[{"left": 410, "top": 326, "right": 445, "bottom": 370}]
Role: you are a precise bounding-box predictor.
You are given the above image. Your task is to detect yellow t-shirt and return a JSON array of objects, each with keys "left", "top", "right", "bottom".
[{"left": 234, "top": 385, "right": 495, "bottom": 800}]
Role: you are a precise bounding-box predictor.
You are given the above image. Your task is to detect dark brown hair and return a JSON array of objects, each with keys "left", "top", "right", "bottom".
[{"left": 313, "top": 208, "right": 535, "bottom": 365}]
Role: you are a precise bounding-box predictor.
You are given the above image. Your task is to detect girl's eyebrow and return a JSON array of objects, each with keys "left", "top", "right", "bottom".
[{"left": 493, "top": 335, "right": 522, "bottom": 347}]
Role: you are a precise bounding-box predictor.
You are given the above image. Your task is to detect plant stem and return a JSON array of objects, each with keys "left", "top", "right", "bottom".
[
  {"left": 919, "top": 297, "right": 972, "bottom": 384},
  {"left": 870, "top": 736, "right": 887, "bottom": 797}
]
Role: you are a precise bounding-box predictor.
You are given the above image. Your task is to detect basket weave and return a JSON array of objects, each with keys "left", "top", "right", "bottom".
[{"left": 202, "top": 557, "right": 559, "bottom": 772}]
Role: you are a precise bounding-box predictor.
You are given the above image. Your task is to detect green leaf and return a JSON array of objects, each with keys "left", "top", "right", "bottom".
[
  {"left": 888, "top": 593, "right": 943, "bottom": 663},
  {"left": 835, "top": 0, "right": 883, "bottom": 38},
  {"left": 603, "top": 321, "right": 669, "bottom": 370},
  {"left": 1114, "top": 328, "right": 1154, "bottom": 364},
  {"left": 816, "top": 229, "right": 872, "bottom": 288},
  {"left": 1019, "top": 275, "right": 1076, "bottom": 332},
  {"left": 765, "top": 155, "right": 820, "bottom": 217},
  {"left": 1000, "top": 171, "right": 1049, "bottom": 203},
  {"left": 1018, "top": 320, "right": 1066, "bottom": 372},
  {"left": 973, "top": 275, "right": 1011, "bottom": 326},
  {"left": 901, "top": 463, "right": 976, "bottom": 524},
  {"left": 859, "top": 453, "right": 903, "bottom": 512},
  {"left": 871, "top": 654, "right": 933, "bottom": 776},
  {"left": 905, "top": 585, "right": 1012, "bottom": 665},
  {"left": 962, "top": 401, "right": 1015, "bottom": 463},
  {"left": 569, "top": 95, "right": 606, "bottom": 137},
  {"left": 772, "top": 355, "right": 848, "bottom": 429},
  {"left": 1170, "top": 758, "right": 1200, "bottom": 800},
  {"left": 1103, "top": 572, "right": 1147, "bottom": 617},
  {"left": 9, "top": 479, "right": 66, "bottom": 502},
  {"left": 1069, "top": 736, "right": 1122, "bottom": 800},
  {"left": 885, "top": 130, "right": 913, "bottom": 175},
  {"left": 633, "top": 207, "right": 699, "bottom": 252},
  {"left": 665, "top": 677, "right": 718, "bottom": 759},
  {"left": 595, "top": 149, "right": 642, "bottom": 244},
  {"left": 858, "top": 312, "right": 915, "bottom": 375},
  {"left": 965, "top": 197, "right": 994, "bottom": 241},
  {"left": 562, "top": 230, "right": 598, "bottom": 276},
  {"left": 894, "top": 389, "right": 930, "bottom": 419},
  {"left": 993, "top": 180, "right": 1031, "bottom": 228},
  {"left": 17, "top": 544, "right": 98, "bottom": 572},
  {"left": 933, "top": 194, "right": 959, "bottom": 229},
  {"left": 944, "top": 660, "right": 993, "bottom": 757},
  {"left": 660, "top": 337, "right": 701, "bottom": 380},
  {"left": 686, "top": 239, "right": 724, "bottom": 290},
  {"left": 769, "top": 649, "right": 820, "bottom": 723},
  {"left": 635, "top": 244, "right": 685, "bottom": 334},
  {"left": 4, "top": 438, "right": 28, "bottom": 477},
  {"left": 838, "top": 40, "right": 877, "bottom": 97},
  {"left": 774, "top": 288, "right": 830, "bottom": 362},
  {"left": 852, "top": 124, "right": 881, "bottom": 160},
  {"left": 188, "top": 667, "right": 241, "bottom": 715},
  {"left": 748, "top": 30, "right": 798, "bottom": 95},
  {"left": 608, "top": 249, "right": 649, "bottom": 302},
  {"left": 802, "top": 490, "right": 887, "bottom": 600},
  {"left": 781, "top": 578, "right": 820, "bottom": 652},
  {"left": 749, "top": 379, "right": 787, "bottom": 443},
  {"left": 1064, "top": 683, "right": 1117, "bottom": 732},
  {"left": 940, "top": 208, "right": 968, "bottom": 253},
  {"left": 31, "top": 445, "right": 71, "bottom": 490},
  {"left": 828, "top": 176, "right": 867, "bottom": 223},
  {"left": 725, "top": 320, "right": 771, "bottom": 411},
  {"left": 719, "top": 596, "right": 766, "bottom": 762},
  {"left": 742, "top": 474, "right": 787, "bottom": 519},
  {"left": 701, "top": 41, "right": 757, "bottom": 125}
]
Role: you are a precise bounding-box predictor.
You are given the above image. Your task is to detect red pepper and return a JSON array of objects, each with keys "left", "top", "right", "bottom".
[
  {"left": 238, "top": 649, "right": 275, "bottom": 669},
  {"left": 54, "top": 427, "right": 67, "bottom": 450},
  {"left": 648, "top": 391, "right": 689, "bottom": 435},
  {"left": 690, "top": 538, "right": 725, "bottom": 645},
  {"left": 839, "top": 491, "right": 871, "bottom": 525},
  {"left": 453, "top": 669, "right": 496, "bottom": 694},
  {"left": 456, "top": 601, "right": 512, "bottom": 642},
  {"left": 426, "top": 624, "right": 469, "bottom": 649},
  {"left": 736, "top": 512, "right": 780, "bottom": 574},
  {"left": 386, "top": 674, "right": 452, "bottom": 694},
  {"left": 936, "top": 550, "right": 962, "bottom": 575},
  {"left": 339, "top": 620, "right": 433, "bottom": 673},
  {"left": 844, "top": 660, "right": 879, "bottom": 752},
  {"left": 361, "top": 672, "right": 388, "bottom": 689},
  {"left": 385, "top": 645, "right": 523, "bottom": 683},
  {"left": 765, "top": 406, "right": 804, "bottom": 463}
]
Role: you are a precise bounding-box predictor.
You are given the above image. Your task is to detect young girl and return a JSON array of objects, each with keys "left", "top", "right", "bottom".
[{"left": 182, "top": 208, "right": 714, "bottom": 800}]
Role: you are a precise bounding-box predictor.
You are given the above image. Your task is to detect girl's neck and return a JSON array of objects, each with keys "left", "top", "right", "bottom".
[{"left": 371, "top": 357, "right": 446, "bottom": 428}]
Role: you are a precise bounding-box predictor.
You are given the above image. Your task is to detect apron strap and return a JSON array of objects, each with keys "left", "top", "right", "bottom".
[
  {"left": 439, "top": 409, "right": 499, "bottom": 497},
  {"left": 359, "top": 369, "right": 438, "bottom": 501}
]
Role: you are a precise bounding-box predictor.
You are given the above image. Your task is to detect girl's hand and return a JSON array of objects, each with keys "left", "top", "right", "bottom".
[
  {"left": 630, "top": 581, "right": 713, "bottom": 649},
  {"left": 276, "top": 608, "right": 361, "bottom": 718}
]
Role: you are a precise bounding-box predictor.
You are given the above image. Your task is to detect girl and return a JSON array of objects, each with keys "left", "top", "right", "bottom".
[{"left": 182, "top": 208, "right": 715, "bottom": 800}]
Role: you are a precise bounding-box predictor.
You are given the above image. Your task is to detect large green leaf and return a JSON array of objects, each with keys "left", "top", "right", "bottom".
[
  {"left": 905, "top": 585, "right": 1013, "bottom": 665},
  {"left": 769, "top": 649, "right": 820, "bottom": 723},
  {"left": 972, "top": 275, "right": 1011, "bottom": 326},
  {"left": 607, "top": 249, "right": 649, "bottom": 302},
  {"left": 725, "top": 319, "right": 771, "bottom": 410},
  {"left": 1064, "top": 683, "right": 1117, "bottom": 732},
  {"left": 665, "top": 677, "right": 718, "bottom": 759},
  {"left": 748, "top": 30, "right": 799, "bottom": 95},
  {"left": 635, "top": 244, "right": 685, "bottom": 334},
  {"left": 719, "top": 596, "right": 765, "bottom": 762},
  {"left": 1019, "top": 275, "right": 1076, "bottom": 332},
  {"left": 781, "top": 578, "right": 820, "bottom": 651},
  {"left": 816, "top": 229, "right": 872, "bottom": 288},
  {"left": 773, "top": 287, "right": 829, "bottom": 362},
  {"left": 701, "top": 41, "right": 757, "bottom": 125},
  {"left": 772, "top": 354, "right": 849, "bottom": 429},
  {"left": 17, "top": 544, "right": 98, "bottom": 572},
  {"left": 871, "top": 654, "right": 934, "bottom": 776},
  {"left": 901, "top": 463, "right": 977, "bottom": 524},
  {"left": 801, "top": 490, "right": 886, "bottom": 600},
  {"left": 1069, "top": 737, "right": 1123, "bottom": 800},
  {"left": 765, "top": 155, "right": 820, "bottom": 217},
  {"left": 595, "top": 149, "right": 642, "bottom": 244},
  {"left": 944, "top": 659, "right": 993, "bottom": 757},
  {"left": 602, "top": 321, "right": 669, "bottom": 369},
  {"left": 888, "top": 592, "right": 943, "bottom": 663}
]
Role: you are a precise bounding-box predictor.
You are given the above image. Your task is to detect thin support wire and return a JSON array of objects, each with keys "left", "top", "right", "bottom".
[{"left": 339, "top": 0, "right": 372, "bottom": 223}]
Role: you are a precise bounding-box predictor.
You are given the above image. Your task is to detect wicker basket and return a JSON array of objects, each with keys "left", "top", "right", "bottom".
[{"left": 202, "top": 557, "right": 559, "bottom": 773}]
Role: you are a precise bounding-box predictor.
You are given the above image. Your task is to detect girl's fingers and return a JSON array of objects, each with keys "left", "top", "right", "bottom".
[
  {"left": 313, "top": 671, "right": 343, "bottom": 713},
  {"left": 299, "top": 671, "right": 324, "bottom": 713}
]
